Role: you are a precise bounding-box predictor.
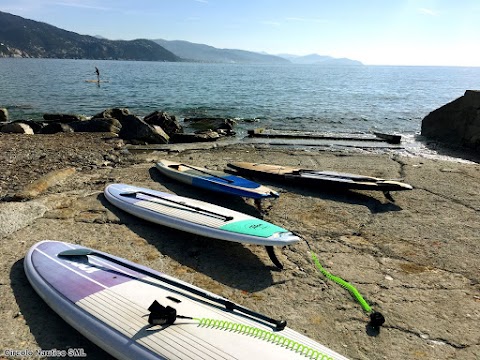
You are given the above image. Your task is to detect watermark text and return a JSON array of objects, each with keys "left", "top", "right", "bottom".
[{"left": 3, "top": 348, "right": 87, "bottom": 358}]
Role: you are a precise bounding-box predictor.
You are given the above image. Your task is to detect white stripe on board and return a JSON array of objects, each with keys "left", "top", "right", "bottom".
[{"left": 34, "top": 248, "right": 108, "bottom": 290}]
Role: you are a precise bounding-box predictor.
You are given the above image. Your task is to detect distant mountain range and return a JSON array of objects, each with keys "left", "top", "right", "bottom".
[
  {"left": 0, "top": 11, "right": 180, "bottom": 61},
  {"left": 154, "top": 39, "right": 289, "bottom": 64},
  {"left": 153, "top": 40, "right": 363, "bottom": 65},
  {"left": 277, "top": 53, "right": 363, "bottom": 66},
  {"left": 0, "top": 11, "right": 363, "bottom": 65}
]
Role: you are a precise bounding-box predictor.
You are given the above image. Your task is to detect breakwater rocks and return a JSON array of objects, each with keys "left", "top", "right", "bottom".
[{"left": 0, "top": 108, "right": 236, "bottom": 144}]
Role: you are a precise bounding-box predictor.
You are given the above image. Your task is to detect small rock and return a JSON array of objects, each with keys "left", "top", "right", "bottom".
[
  {"left": 0, "top": 108, "right": 8, "bottom": 122},
  {"left": 1, "top": 122, "right": 34, "bottom": 134}
]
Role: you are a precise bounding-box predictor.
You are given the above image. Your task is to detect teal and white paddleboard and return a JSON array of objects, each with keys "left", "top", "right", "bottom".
[{"left": 104, "top": 184, "right": 299, "bottom": 247}]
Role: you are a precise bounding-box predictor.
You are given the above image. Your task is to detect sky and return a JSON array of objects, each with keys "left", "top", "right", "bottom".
[{"left": 1, "top": 0, "right": 480, "bottom": 66}]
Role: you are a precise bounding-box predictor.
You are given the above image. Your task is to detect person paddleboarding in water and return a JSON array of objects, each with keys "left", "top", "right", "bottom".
[{"left": 95, "top": 66, "right": 100, "bottom": 86}]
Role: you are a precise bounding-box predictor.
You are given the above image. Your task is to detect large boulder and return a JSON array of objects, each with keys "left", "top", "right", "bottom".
[
  {"left": 69, "top": 118, "right": 121, "bottom": 134},
  {"left": 144, "top": 111, "right": 183, "bottom": 136},
  {"left": 91, "top": 108, "right": 169, "bottom": 143},
  {"left": 0, "top": 122, "right": 34, "bottom": 134},
  {"left": 0, "top": 108, "right": 8, "bottom": 122},
  {"left": 92, "top": 108, "right": 131, "bottom": 121},
  {"left": 118, "top": 115, "right": 169, "bottom": 144},
  {"left": 421, "top": 90, "right": 480, "bottom": 149}
]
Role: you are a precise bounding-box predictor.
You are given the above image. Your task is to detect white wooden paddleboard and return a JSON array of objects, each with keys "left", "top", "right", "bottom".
[
  {"left": 104, "top": 184, "right": 299, "bottom": 246},
  {"left": 25, "top": 240, "right": 349, "bottom": 360},
  {"left": 228, "top": 162, "right": 413, "bottom": 192}
]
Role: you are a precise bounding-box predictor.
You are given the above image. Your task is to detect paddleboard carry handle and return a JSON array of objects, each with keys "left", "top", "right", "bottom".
[
  {"left": 58, "top": 248, "right": 287, "bottom": 331},
  {"left": 148, "top": 300, "right": 180, "bottom": 325},
  {"left": 120, "top": 191, "right": 234, "bottom": 222}
]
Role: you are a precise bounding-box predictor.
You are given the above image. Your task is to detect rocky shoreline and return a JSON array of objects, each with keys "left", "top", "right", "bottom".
[
  {"left": 0, "top": 108, "right": 236, "bottom": 146},
  {"left": 0, "top": 132, "right": 479, "bottom": 360}
]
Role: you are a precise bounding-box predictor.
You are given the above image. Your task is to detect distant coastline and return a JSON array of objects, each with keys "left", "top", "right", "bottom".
[{"left": 0, "top": 10, "right": 362, "bottom": 65}]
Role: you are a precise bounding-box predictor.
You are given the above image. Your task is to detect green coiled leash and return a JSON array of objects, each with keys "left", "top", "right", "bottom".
[
  {"left": 309, "top": 250, "right": 385, "bottom": 328},
  {"left": 195, "top": 318, "right": 334, "bottom": 360},
  {"left": 148, "top": 301, "right": 336, "bottom": 359}
]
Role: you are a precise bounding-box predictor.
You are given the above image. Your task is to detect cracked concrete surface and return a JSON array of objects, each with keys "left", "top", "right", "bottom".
[{"left": 1, "top": 144, "right": 479, "bottom": 360}]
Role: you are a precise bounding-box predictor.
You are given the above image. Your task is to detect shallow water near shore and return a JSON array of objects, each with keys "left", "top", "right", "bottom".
[{"left": 1, "top": 58, "right": 480, "bottom": 136}]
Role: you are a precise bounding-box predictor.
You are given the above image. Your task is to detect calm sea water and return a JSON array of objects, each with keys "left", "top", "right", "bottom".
[{"left": 1, "top": 58, "right": 479, "bottom": 137}]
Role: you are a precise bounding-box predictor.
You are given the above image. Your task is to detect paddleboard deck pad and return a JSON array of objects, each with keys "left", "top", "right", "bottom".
[
  {"left": 104, "top": 184, "right": 299, "bottom": 247},
  {"left": 155, "top": 159, "right": 279, "bottom": 199},
  {"left": 25, "top": 240, "right": 349, "bottom": 360},
  {"left": 228, "top": 162, "right": 413, "bottom": 192}
]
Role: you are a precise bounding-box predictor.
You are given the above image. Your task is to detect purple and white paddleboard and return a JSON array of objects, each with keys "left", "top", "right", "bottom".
[{"left": 24, "top": 240, "right": 349, "bottom": 360}]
